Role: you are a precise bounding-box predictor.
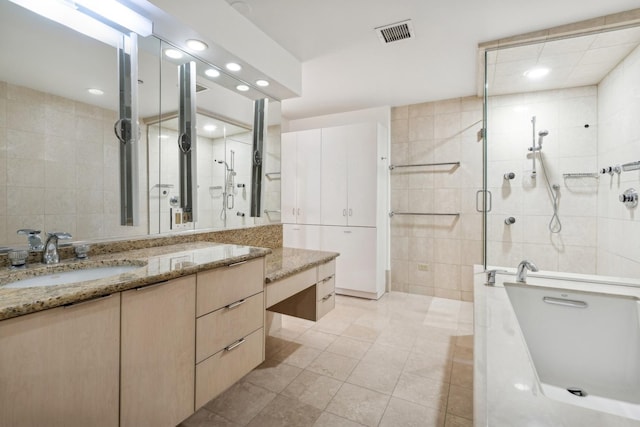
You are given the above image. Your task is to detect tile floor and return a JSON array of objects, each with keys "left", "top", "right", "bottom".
[{"left": 180, "top": 292, "right": 474, "bottom": 427}]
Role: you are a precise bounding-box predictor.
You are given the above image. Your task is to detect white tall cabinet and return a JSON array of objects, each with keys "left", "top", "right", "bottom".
[
  {"left": 281, "top": 129, "right": 322, "bottom": 225},
  {"left": 282, "top": 122, "right": 388, "bottom": 299}
]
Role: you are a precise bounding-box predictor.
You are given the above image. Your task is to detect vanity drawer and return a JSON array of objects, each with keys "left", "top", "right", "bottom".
[
  {"left": 196, "top": 292, "right": 264, "bottom": 363},
  {"left": 197, "top": 258, "right": 264, "bottom": 317},
  {"left": 316, "top": 275, "right": 335, "bottom": 301},
  {"left": 318, "top": 259, "right": 335, "bottom": 281},
  {"left": 195, "top": 327, "right": 264, "bottom": 409},
  {"left": 265, "top": 267, "right": 317, "bottom": 308},
  {"left": 317, "top": 292, "right": 335, "bottom": 320}
]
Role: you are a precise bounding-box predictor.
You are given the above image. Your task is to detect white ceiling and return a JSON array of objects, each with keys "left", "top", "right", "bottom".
[{"left": 226, "top": 0, "right": 640, "bottom": 120}]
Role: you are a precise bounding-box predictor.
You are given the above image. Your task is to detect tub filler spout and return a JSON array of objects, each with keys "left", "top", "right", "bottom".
[{"left": 516, "top": 260, "right": 538, "bottom": 283}]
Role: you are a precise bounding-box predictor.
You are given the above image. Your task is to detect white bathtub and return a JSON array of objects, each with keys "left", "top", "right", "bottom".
[{"left": 505, "top": 281, "right": 640, "bottom": 420}]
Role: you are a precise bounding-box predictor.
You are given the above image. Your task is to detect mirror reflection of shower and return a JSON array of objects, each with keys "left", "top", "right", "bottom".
[
  {"left": 527, "top": 116, "right": 562, "bottom": 233},
  {"left": 216, "top": 150, "right": 236, "bottom": 223}
]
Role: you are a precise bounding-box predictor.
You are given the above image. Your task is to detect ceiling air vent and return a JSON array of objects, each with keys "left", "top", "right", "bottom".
[
  {"left": 375, "top": 20, "right": 414, "bottom": 44},
  {"left": 195, "top": 83, "right": 209, "bottom": 93}
]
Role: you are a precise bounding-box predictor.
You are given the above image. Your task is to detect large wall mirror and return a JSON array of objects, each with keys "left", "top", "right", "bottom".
[{"left": 0, "top": 1, "right": 281, "bottom": 248}]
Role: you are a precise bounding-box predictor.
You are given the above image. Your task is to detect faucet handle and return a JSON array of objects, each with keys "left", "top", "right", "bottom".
[
  {"left": 47, "top": 232, "right": 72, "bottom": 240},
  {"left": 17, "top": 229, "right": 44, "bottom": 251},
  {"left": 485, "top": 269, "right": 507, "bottom": 286}
]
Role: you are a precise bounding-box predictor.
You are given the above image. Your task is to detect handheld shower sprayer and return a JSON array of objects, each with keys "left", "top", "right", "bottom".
[{"left": 537, "top": 130, "right": 549, "bottom": 149}]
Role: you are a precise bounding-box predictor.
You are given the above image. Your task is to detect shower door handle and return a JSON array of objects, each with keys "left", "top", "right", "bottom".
[{"left": 476, "top": 190, "right": 492, "bottom": 213}]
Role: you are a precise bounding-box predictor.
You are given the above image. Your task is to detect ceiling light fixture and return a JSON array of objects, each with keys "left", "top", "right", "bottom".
[
  {"left": 255, "top": 79, "right": 269, "bottom": 87},
  {"left": 523, "top": 67, "right": 550, "bottom": 79},
  {"left": 87, "top": 88, "right": 104, "bottom": 95},
  {"left": 186, "top": 39, "right": 208, "bottom": 51},
  {"left": 164, "top": 49, "right": 183, "bottom": 59},
  {"left": 7, "top": 0, "right": 152, "bottom": 48},
  {"left": 205, "top": 68, "right": 220, "bottom": 78},
  {"left": 226, "top": 62, "right": 242, "bottom": 72},
  {"left": 203, "top": 124, "right": 217, "bottom": 132},
  {"left": 236, "top": 84, "right": 249, "bottom": 92}
]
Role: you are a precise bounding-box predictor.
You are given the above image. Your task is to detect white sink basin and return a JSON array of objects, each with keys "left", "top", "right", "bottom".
[{"left": 4, "top": 265, "right": 142, "bottom": 289}]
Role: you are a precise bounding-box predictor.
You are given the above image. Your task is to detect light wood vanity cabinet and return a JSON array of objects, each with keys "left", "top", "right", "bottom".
[
  {"left": 195, "top": 257, "right": 266, "bottom": 409},
  {"left": 267, "top": 259, "right": 336, "bottom": 321},
  {"left": 120, "top": 275, "right": 196, "bottom": 427},
  {"left": 0, "top": 294, "right": 120, "bottom": 427}
]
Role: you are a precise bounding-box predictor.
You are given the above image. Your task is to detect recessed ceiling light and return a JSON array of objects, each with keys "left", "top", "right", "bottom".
[
  {"left": 164, "top": 49, "right": 183, "bottom": 59},
  {"left": 203, "top": 124, "right": 217, "bottom": 132},
  {"left": 255, "top": 79, "right": 269, "bottom": 87},
  {"left": 87, "top": 88, "right": 104, "bottom": 95},
  {"left": 186, "top": 39, "right": 208, "bottom": 51},
  {"left": 159, "top": 134, "right": 169, "bottom": 139},
  {"left": 523, "top": 67, "right": 550, "bottom": 79},
  {"left": 236, "top": 84, "right": 250, "bottom": 92},
  {"left": 226, "top": 62, "right": 242, "bottom": 72},
  {"left": 205, "top": 68, "right": 220, "bottom": 78}
]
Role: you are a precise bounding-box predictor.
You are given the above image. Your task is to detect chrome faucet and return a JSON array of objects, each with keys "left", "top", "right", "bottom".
[
  {"left": 42, "top": 232, "right": 72, "bottom": 264},
  {"left": 516, "top": 260, "right": 538, "bottom": 283},
  {"left": 17, "top": 229, "right": 44, "bottom": 251}
]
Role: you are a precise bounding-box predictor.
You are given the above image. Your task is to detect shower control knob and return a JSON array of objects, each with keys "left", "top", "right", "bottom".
[
  {"left": 503, "top": 172, "right": 515, "bottom": 180},
  {"left": 619, "top": 188, "right": 638, "bottom": 208},
  {"left": 504, "top": 217, "right": 516, "bottom": 225}
]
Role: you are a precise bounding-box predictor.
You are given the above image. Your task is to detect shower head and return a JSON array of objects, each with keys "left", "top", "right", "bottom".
[
  {"left": 215, "top": 159, "right": 232, "bottom": 171},
  {"left": 537, "top": 129, "right": 549, "bottom": 146}
]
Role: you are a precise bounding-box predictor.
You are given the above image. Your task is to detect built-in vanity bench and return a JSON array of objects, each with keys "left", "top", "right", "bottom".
[
  {"left": 265, "top": 247, "right": 339, "bottom": 322},
  {"left": 0, "top": 241, "right": 338, "bottom": 427}
]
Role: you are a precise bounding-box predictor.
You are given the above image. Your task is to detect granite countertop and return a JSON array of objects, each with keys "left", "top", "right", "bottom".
[
  {"left": 265, "top": 247, "right": 339, "bottom": 283},
  {"left": 473, "top": 266, "right": 640, "bottom": 427},
  {"left": 0, "top": 242, "right": 270, "bottom": 321}
]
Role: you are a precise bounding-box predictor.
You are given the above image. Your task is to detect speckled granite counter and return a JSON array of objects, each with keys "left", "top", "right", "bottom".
[
  {"left": 265, "top": 247, "right": 339, "bottom": 283},
  {"left": 0, "top": 242, "right": 270, "bottom": 321}
]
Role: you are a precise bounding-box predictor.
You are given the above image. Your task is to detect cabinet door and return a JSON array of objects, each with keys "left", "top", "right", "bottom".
[
  {"left": 281, "top": 132, "right": 297, "bottom": 223},
  {"left": 121, "top": 275, "right": 196, "bottom": 427},
  {"left": 0, "top": 295, "right": 120, "bottom": 427},
  {"left": 321, "top": 126, "right": 349, "bottom": 225},
  {"left": 296, "top": 129, "right": 322, "bottom": 224},
  {"left": 283, "top": 224, "right": 322, "bottom": 250},
  {"left": 347, "top": 123, "right": 378, "bottom": 227},
  {"left": 321, "top": 226, "right": 377, "bottom": 295}
]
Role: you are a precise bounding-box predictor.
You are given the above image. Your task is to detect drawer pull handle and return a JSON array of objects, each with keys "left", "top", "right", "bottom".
[
  {"left": 228, "top": 260, "right": 247, "bottom": 268},
  {"left": 64, "top": 293, "right": 112, "bottom": 308},
  {"left": 322, "top": 275, "right": 334, "bottom": 283},
  {"left": 226, "top": 299, "right": 246, "bottom": 309},
  {"left": 135, "top": 280, "right": 169, "bottom": 291},
  {"left": 322, "top": 293, "right": 333, "bottom": 302},
  {"left": 225, "top": 338, "right": 246, "bottom": 352}
]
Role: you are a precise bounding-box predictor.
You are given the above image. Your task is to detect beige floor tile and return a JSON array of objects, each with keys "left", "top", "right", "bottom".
[
  {"left": 243, "top": 359, "right": 302, "bottom": 393},
  {"left": 455, "top": 334, "right": 474, "bottom": 349},
  {"left": 393, "top": 372, "right": 449, "bottom": 410},
  {"left": 445, "top": 413, "right": 474, "bottom": 427},
  {"left": 295, "top": 329, "right": 339, "bottom": 350},
  {"left": 403, "top": 351, "right": 453, "bottom": 383},
  {"left": 325, "top": 383, "right": 391, "bottom": 427},
  {"left": 346, "top": 360, "right": 402, "bottom": 395},
  {"left": 452, "top": 345, "right": 473, "bottom": 363},
  {"left": 313, "top": 411, "right": 366, "bottom": 427},
  {"left": 447, "top": 385, "right": 473, "bottom": 420},
  {"left": 375, "top": 329, "right": 417, "bottom": 351},
  {"left": 265, "top": 335, "right": 292, "bottom": 360},
  {"left": 450, "top": 361, "right": 473, "bottom": 388},
  {"left": 325, "top": 336, "right": 372, "bottom": 359},
  {"left": 281, "top": 370, "right": 343, "bottom": 410},
  {"left": 204, "top": 381, "right": 276, "bottom": 425},
  {"left": 307, "top": 351, "right": 359, "bottom": 381},
  {"left": 379, "top": 397, "right": 445, "bottom": 427},
  {"left": 360, "top": 343, "right": 410, "bottom": 370},
  {"left": 312, "top": 313, "right": 354, "bottom": 335},
  {"left": 341, "top": 323, "right": 383, "bottom": 342},
  {"left": 412, "top": 335, "right": 456, "bottom": 358},
  {"left": 247, "top": 394, "right": 322, "bottom": 427},
  {"left": 179, "top": 408, "right": 241, "bottom": 427},
  {"left": 272, "top": 342, "right": 322, "bottom": 369}
]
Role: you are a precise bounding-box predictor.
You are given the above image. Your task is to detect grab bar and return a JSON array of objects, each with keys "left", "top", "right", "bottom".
[
  {"left": 563, "top": 173, "right": 599, "bottom": 179},
  {"left": 389, "top": 212, "right": 459, "bottom": 217},
  {"left": 543, "top": 296, "right": 587, "bottom": 308},
  {"left": 389, "top": 161, "right": 460, "bottom": 170},
  {"left": 264, "top": 209, "right": 281, "bottom": 214}
]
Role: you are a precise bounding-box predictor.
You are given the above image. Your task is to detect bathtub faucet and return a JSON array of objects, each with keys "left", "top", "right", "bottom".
[{"left": 516, "top": 260, "right": 538, "bottom": 283}]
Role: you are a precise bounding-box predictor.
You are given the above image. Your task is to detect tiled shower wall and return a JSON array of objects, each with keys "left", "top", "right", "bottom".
[
  {"left": 486, "top": 86, "right": 599, "bottom": 273},
  {"left": 597, "top": 43, "right": 640, "bottom": 277},
  {"left": 390, "top": 97, "right": 483, "bottom": 302},
  {"left": 0, "top": 81, "right": 148, "bottom": 245}
]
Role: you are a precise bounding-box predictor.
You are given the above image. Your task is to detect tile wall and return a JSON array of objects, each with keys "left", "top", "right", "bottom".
[
  {"left": 597, "top": 43, "right": 640, "bottom": 277},
  {"left": 486, "top": 86, "right": 599, "bottom": 274},
  {"left": 390, "top": 97, "right": 484, "bottom": 301},
  {"left": 0, "top": 81, "right": 148, "bottom": 246}
]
